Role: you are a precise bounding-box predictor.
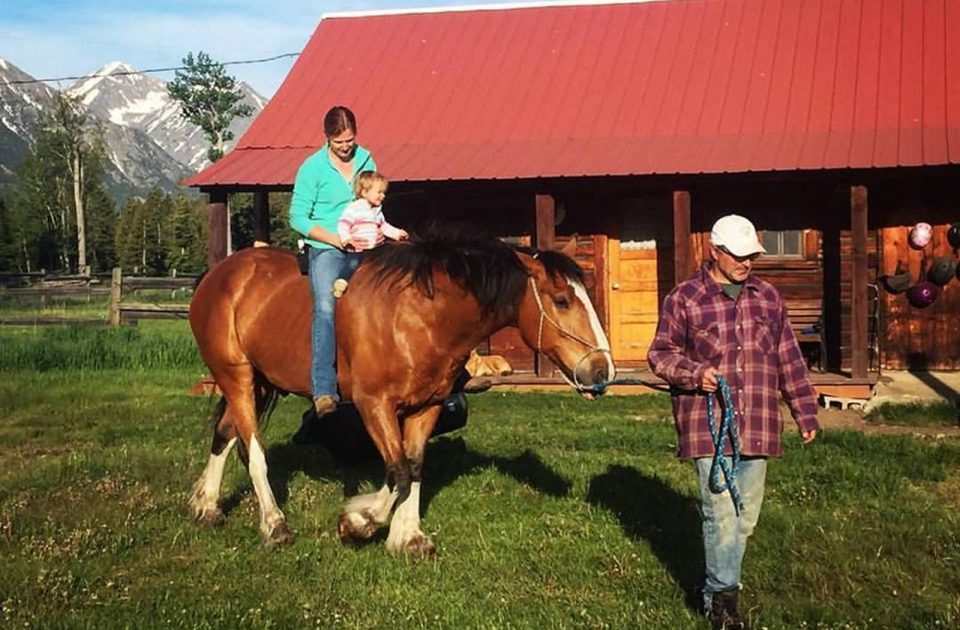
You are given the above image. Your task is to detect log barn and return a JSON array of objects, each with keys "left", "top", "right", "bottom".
[{"left": 187, "top": 0, "right": 960, "bottom": 393}]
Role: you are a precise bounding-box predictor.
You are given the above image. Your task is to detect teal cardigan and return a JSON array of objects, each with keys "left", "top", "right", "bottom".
[{"left": 288, "top": 144, "right": 376, "bottom": 249}]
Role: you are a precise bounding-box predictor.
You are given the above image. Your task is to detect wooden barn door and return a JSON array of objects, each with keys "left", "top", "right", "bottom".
[{"left": 607, "top": 240, "right": 660, "bottom": 365}]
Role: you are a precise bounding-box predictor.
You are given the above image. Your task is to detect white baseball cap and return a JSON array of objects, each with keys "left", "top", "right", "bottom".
[{"left": 710, "top": 214, "right": 766, "bottom": 257}]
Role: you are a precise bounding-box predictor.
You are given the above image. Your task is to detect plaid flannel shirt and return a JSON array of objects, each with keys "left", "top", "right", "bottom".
[{"left": 648, "top": 266, "right": 820, "bottom": 458}]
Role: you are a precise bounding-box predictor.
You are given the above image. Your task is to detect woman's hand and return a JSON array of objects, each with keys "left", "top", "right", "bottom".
[
  {"left": 397, "top": 229, "right": 410, "bottom": 241},
  {"left": 307, "top": 226, "right": 343, "bottom": 250}
]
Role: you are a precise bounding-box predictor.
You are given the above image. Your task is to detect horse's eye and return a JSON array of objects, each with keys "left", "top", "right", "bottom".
[{"left": 554, "top": 296, "right": 571, "bottom": 309}]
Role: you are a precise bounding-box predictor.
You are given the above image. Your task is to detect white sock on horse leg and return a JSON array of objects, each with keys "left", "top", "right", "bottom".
[
  {"left": 189, "top": 437, "right": 236, "bottom": 516},
  {"left": 247, "top": 435, "right": 285, "bottom": 534},
  {"left": 386, "top": 481, "right": 423, "bottom": 552}
]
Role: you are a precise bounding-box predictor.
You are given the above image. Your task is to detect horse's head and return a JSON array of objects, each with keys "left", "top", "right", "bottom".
[{"left": 516, "top": 241, "right": 615, "bottom": 398}]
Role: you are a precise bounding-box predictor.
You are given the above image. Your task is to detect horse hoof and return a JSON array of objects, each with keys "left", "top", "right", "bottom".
[
  {"left": 337, "top": 511, "right": 377, "bottom": 543},
  {"left": 263, "top": 521, "right": 296, "bottom": 548},
  {"left": 407, "top": 536, "right": 437, "bottom": 560},
  {"left": 388, "top": 534, "right": 436, "bottom": 560},
  {"left": 193, "top": 507, "right": 225, "bottom": 527}
]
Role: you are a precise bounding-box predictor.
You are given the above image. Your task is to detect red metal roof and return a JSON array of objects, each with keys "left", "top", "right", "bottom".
[{"left": 186, "top": 0, "right": 960, "bottom": 187}]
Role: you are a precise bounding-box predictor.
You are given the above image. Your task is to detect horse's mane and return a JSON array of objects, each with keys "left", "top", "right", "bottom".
[{"left": 362, "top": 226, "right": 585, "bottom": 317}]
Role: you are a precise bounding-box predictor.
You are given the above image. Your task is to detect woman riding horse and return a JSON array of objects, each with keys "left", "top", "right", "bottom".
[{"left": 188, "top": 232, "right": 614, "bottom": 554}]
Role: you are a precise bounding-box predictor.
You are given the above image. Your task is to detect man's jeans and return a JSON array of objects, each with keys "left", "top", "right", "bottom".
[
  {"left": 695, "top": 456, "right": 767, "bottom": 610},
  {"left": 308, "top": 246, "right": 360, "bottom": 400}
]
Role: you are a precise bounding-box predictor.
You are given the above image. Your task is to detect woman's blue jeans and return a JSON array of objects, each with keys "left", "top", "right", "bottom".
[
  {"left": 308, "top": 246, "right": 360, "bottom": 401},
  {"left": 695, "top": 456, "right": 767, "bottom": 611}
]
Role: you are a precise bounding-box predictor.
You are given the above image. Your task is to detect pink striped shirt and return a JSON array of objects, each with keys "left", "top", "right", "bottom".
[
  {"left": 648, "top": 266, "right": 820, "bottom": 458},
  {"left": 337, "top": 199, "right": 403, "bottom": 251}
]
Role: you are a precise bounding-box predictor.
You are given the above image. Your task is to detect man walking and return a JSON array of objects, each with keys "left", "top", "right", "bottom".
[{"left": 648, "top": 214, "right": 820, "bottom": 629}]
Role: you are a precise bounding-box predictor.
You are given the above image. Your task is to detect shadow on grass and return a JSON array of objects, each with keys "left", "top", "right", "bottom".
[
  {"left": 586, "top": 464, "right": 703, "bottom": 611},
  {"left": 218, "top": 432, "right": 571, "bottom": 526}
]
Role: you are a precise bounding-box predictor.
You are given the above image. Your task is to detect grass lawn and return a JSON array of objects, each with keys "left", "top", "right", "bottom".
[
  {"left": 866, "top": 402, "right": 960, "bottom": 428},
  {"left": 1, "top": 326, "right": 959, "bottom": 629}
]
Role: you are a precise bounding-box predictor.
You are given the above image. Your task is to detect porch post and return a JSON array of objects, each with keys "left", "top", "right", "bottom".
[
  {"left": 850, "top": 185, "right": 869, "bottom": 378},
  {"left": 253, "top": 190, "right": 271, "bottom": 247},
  {"left": 672, "top": 190, "right": 692, "bottom": 285},
  {"left": 207, "top": 189, "right": 229, "bottom": 269},
  {"left": 534, "top": 194, "right": 556, "bottom": 251},
  {"left": 534, "top": 194, "right": 556, "bottom": 377}
]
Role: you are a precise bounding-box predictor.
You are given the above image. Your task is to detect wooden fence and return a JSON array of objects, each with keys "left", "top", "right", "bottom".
[{"left": 0, "top": 269, "right": 197, "bottom": 326}]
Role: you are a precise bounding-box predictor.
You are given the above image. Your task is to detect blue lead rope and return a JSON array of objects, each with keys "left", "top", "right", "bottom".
[{"left": 706, "top": 375, "right": 744, "bottom": 516}]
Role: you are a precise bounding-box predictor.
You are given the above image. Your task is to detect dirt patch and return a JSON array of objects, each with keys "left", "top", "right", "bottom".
[{"left": 813, "top": 406, "right": 960, "bottom": 438}]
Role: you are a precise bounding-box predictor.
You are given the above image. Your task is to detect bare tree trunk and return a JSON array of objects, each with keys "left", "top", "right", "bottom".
[
  {"left": 22, "top": 238, "right": 31, "bottom": 273},
  {"left": 72, "top": 146, "right": 88, "bottom": 275},
  {"left": 55, "top": 176, "right": 70, "bottom": 271}
]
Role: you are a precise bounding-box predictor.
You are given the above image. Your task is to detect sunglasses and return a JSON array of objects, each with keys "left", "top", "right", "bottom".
[{"left": 717, "top": 246, "right": 760, "bottom": 263}]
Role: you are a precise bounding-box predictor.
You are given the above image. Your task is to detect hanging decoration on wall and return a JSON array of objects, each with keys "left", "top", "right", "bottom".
[
  {"left": 880, "top": 261, "right": 912, "bottom": 294},
  {"left": 947, "top": 222, "right": 960, "bottom": 249},
  {"left": 906, "top": 281, "right": 940, "bottom": 308},
  {"left": 908, "top": 222, "right": 933, "bottom": 249},
  {"left": 927, "top": 256, "right": 957, "bottom": 286}
]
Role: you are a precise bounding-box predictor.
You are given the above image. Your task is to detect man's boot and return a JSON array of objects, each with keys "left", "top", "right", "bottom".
[
  {"left": 291, "top": 396, "right": 338, "bottom": 445},
  {"left": 708, "top": 589, "right": 750, "bottom": 630}
]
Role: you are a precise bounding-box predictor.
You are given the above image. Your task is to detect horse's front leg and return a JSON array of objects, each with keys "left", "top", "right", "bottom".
[
  {"left": 338, "top": 478, "right": 398, "bottom": 542},
  {"left": 385, "top": 405, "right": 443, "bottom": 559},
  {"left": 338, "top": 397, "right": 405, "bottom": 544}
]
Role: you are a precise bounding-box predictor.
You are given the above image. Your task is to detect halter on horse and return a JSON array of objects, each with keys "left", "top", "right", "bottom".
[{"left": 188, "top": 233, "right": 614, "bottom": 554}]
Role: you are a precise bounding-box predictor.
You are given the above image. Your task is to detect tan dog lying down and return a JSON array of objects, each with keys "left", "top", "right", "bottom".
[{"left": 465, "top": 349, "right": 513, "bottom": 377}]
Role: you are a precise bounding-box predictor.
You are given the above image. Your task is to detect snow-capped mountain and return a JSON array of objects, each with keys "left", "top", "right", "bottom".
[
  {"left": 68, "top": 61, "right": 266, "bottom": 172},
  {"left": 0, "top": 57, "right": 265, "bottom": 200},
  {"left": 0, "top": 57, "right": 61, "bottom": 185}
]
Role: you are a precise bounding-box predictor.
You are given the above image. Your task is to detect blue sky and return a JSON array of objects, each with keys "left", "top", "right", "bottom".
[{"left": 1, "top": 0, "right": 531, "bottom": 97}]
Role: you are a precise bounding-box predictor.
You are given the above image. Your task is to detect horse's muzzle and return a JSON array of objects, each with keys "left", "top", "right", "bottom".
[{"left": 575, "top": 362, "right": 611, "bottom": 399}]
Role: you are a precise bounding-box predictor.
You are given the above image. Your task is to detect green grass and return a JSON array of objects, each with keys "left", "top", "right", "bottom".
[
  {"left": 1, "top": 324, "right": 959, "bottom": 628},
  {"left": 866, "top": 402, "right": 959, "bottom": 428},
  {"left": 0, "top": 288, "right": 191, "bottom": 318},
  {"left": 0, "top": 292, "right": 113, "bottom": 318},
  {"left": 0, "top": 322, "right": 201, "bottom": 371}
]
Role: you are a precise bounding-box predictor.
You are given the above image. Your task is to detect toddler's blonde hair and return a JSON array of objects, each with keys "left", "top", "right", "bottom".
[{"left": 354, "top": 170, "right": 389, "bottom": 198}]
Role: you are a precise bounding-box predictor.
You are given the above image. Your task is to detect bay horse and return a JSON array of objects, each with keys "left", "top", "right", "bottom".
[{"left": 187, "top": 232, "right": 614, "bottom": 555}]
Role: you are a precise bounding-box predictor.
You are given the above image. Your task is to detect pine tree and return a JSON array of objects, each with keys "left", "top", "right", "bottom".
[
  {"left": 11, "top": 92, "right": 114, "bottom": 273},
  {"left": 168, "top": 194, "right": 206, "bottom": 273},
  {"left": 115, "top": 197, "right": 143, "bottom": 273},
  {"left": 0, "top": 195, "right": 18, "bottom": 271},
  {"left": 167, "top": 52, "right": 254, "bottom": 162}
]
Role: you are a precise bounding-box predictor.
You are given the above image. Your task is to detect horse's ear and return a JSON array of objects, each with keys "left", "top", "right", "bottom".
[{"left": 558, "top": 235, "right": 578, "bottom": 258}]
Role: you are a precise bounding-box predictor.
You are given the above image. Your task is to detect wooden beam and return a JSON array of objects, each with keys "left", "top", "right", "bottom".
[
  {"left": 253, "top": 191, "right": 271, "bottom": 246},
  {"left": 107, "top": 267, "right": 122, "bottom": 326},
  {"left": 534, "top": 194, "right": 556, "bottom": 251},
  {"left": 850, "top": 185, "right": 869, "bottom": 379},
  {"left": 207, "top": 190, "right": 229, "bottom": 269},
  {"left": 672, "top": 190, "right": 692, "bottom": 285},
  {"left": 534, "top": 194, "right": 556, "bottom": 377}
]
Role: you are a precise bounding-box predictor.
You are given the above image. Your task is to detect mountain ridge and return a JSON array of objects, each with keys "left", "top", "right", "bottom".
[{"left": 0, "top": 56, "right": 265, "bottom": 201}]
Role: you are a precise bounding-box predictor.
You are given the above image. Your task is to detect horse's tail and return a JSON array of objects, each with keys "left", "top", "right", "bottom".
[
  {"left": 255, "top": 383, "right": 282, "bottom": 433},
  {"left": 206, "top": 378, "right": 282, "bottom": 432},
  {"left": 209, "top": 395, "right": 228, "bottom": 427}
]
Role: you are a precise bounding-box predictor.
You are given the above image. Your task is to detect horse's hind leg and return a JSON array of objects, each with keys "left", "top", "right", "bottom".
[
  {"left": 214, "top": 367, "right": 293, "bottom": 547},
  {"left": 188, "top": 401, "right": 238, "bottom": 526},
  {"left": 385, "top": 405, "right": 443, "bottom": 559}
]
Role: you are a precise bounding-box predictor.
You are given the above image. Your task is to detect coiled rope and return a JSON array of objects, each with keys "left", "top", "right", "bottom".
[{"left": 706, "top": 374, "right": 744, "bottom": 516}]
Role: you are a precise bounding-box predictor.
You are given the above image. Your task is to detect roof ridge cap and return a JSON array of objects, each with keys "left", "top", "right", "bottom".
[{"left": 322, "top": 0, "right": 675, "bottom": 20}]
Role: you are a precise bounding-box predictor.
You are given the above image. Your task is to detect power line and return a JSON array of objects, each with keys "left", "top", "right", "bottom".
[{"left": 1, "top": 52, "right": 299, "bottom": 86}]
